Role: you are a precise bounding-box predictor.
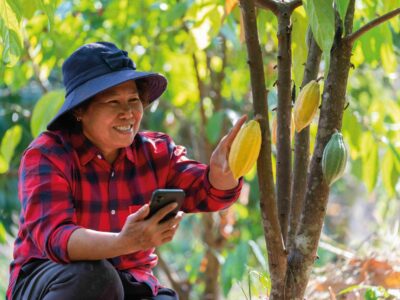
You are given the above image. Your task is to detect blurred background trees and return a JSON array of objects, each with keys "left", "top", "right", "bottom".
[{"left": 0, "top": 0, "right": 399, "bottom": 299}]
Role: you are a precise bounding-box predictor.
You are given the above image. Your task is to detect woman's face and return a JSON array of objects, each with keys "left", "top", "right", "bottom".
[{"left": 76, "top": 80, "right": 144, "bottom": 163}]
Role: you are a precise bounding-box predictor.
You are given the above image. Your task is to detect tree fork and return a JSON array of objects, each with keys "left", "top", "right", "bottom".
[{"left": 285, "top": 1, "right": 356, "bottom": 297}]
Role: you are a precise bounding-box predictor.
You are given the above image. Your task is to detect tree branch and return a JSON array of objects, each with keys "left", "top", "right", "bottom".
[
  {"left": 254, "top": 0, "right": 302, "bottom": 15},
  {"left": 343, "top": 0, "right": 355, "bottom": 37},
  {"left": 345, "top": 8, "right": 400, "bottom": 44},
  {"left": 239, "top": 0, "right": 287, "bottom": 294},
  {"left": 192, "top": 52, "right": 212, "bottom": 161},
  {"left": 287, "top": 29, "right": 322, "bottom": 251},
  {"left": 254, "top": 0, "right": 280, "bottom": 15},
  {"left": 287, "top": 0, "right": 303, "bottom": 12},
  {"left": 275, "top": 5, "right": 293, "bottom": 244}
]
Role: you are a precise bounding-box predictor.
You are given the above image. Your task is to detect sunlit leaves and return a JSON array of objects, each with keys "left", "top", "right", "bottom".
[
  {"left": 185, "top": 2, "right": 224, "bottom": 50},
  {"left": 382, "top": 147, "right": 400, "bottom": 198},
  {"left": 0, "top": 125, "right": 23, "bottom": 174},
  {"left": 342, "top": 111, "right": 363, "bottom": 159},
  {"left": 0, "top": 155, "right": 8, "bottom": 174},
  {"left": 0, "top": 0, "right": 57, "bottom": 66},
  {"left": 361, "top": 132, "right": 379, "bottom": 192},
  {"left": 0, "top": 223, "right": 6, "bottom": 244},
  {"left": 0, "top": 0, "right": 23, "bottom": 66},
  {"left": 303, "top": 0, "right": 335, "bottom": 74},
  {"left": 1, "top": 125, "right": 22, "bottom": 163},
  {"left": 359, "top": 22, "right": 397, "bottom": 73},
  {"left": 31, "top": 90, "right": 64, "bottom": 137}
]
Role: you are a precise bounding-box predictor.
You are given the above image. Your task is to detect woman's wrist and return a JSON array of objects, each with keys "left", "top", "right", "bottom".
[{"left": 208, "top": 166, "right": 239, "bottom": 190}]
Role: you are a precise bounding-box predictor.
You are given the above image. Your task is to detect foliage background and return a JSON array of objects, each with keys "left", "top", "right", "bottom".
[{"left": 0, "top": 0, "right": 399, "bottom": 299}]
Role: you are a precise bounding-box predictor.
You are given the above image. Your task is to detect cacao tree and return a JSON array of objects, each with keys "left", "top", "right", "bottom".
[
  {"left": 237, "top": 0, "right": 400, "bottom": 298},
  {"left": 1, "top": 0, "right": 400, "bottom": 299}
]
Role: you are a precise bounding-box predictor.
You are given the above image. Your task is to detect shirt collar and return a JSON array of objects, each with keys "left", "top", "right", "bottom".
[{"left": 69, "top": 131, "right": 136, "bottom": 166}]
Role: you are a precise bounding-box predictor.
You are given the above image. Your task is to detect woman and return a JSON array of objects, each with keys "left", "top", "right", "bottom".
[{"left": 7, "top": 42, "right": 246, "bottom": 300}]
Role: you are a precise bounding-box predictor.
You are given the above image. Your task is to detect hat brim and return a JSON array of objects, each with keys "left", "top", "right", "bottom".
[{"left": 47, "top": 69, "right": 167, "bottom": 130}]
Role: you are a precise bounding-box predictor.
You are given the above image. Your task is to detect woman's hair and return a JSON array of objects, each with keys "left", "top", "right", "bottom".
[{"left": 136, "top": 79, "right": 150, "bottom": 106}]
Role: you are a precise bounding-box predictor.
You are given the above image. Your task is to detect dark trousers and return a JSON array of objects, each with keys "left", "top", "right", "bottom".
[{"left": 12, "top": 259, "right": 178, "bottom": 300}]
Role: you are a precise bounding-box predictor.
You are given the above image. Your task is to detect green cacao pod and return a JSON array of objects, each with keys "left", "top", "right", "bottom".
[{"left": 322, "top": 130, "right": 348, "bottom": 185}]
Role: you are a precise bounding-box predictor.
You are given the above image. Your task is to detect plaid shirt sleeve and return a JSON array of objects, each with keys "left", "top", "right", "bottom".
[
  {"left": 18, "top": 147, "right": 81, "bottom": 264},
  {"left": 160, "top": 134, "right": 243, "bottom": 212}
]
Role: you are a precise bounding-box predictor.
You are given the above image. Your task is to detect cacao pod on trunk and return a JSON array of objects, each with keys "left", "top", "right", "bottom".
[
  {"left": 322, "top": 130, "right": 348, "bottom": 185},
  {"left": 229, "top": 119, "right": 261, "bottom": 179},
  {"left": 293, "top": 80, "right": 321, "bottom": 132}
]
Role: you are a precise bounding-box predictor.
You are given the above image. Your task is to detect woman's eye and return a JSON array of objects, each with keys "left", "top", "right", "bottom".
[{"left": 107, "top": 100, "right": 119, "bottom": 105}]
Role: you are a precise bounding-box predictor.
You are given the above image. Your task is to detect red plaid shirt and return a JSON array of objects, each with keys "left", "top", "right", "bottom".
[{"left": 7, "top": 130, "right": 242, "bottom": 299}]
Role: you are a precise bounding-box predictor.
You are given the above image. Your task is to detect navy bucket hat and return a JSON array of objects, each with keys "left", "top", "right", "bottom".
[{"left": 47, "top": 42, "right": 167, "bottom": 130}]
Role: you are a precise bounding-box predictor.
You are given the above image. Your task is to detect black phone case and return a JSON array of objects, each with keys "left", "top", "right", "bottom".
[{"left": 147, "top": 189, "right": 185, "bottom": 222}]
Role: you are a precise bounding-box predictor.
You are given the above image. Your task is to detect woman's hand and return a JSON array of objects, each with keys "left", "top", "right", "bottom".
[
  {"left": 117, "top": 203, "right": 184, "bottom": 254},
  {"left": 208, "top": 115, "right": 248, "bottom": 190}
]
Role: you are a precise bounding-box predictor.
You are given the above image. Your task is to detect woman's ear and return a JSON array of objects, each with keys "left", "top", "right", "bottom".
[{"left": 73, "top": 108, "right": 83, "bottom": 122}]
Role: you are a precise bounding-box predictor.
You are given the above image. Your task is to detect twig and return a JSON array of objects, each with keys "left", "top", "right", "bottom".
[
  {"left": 345, "top": 8, "right": 400, "bottom": 44},
  {"left": 318, "top": 241, "right": 355, "bottom": 260}
]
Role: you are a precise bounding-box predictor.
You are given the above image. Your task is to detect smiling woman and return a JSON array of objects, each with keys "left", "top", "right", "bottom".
[
  {"left": 7, "top": 41, "right": 246, "bottom": 300},
  {"left": 74, "top": 80, "right": 144, "bottom": 163}
]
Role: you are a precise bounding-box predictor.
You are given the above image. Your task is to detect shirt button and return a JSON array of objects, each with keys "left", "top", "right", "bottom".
[
  {"left": 111, "top": 210, "right": 116, "bottom": 215},
  {"left": 97, "top": 154, "right": 102, "bottom": 159},
  {"left": 111, "top": 171, "right": 115, "bottom": 178}
]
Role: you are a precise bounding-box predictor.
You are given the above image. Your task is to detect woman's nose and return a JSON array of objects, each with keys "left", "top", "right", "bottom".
[{"left": 119, "top": 103, "right": 134, "bottom": 118}]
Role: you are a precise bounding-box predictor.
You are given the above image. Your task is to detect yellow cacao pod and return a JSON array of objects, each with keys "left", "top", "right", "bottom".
[
  {"left": 229, "top": 120, "right": 261, "bottom": 179},
  {"left": 293, "top": 80, "right": 321, "bottom": 132},
  {"left": 272, "top": 114, "right": 295, "bottom": 145}
]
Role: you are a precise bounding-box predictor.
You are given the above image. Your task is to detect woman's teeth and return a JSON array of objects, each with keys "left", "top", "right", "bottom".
[{"left": 114, "top": 125, "right": 133, "bottom": 132}]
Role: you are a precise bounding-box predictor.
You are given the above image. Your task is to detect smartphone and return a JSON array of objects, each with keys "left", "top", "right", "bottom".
[{"left": 147, "top": 189, "right": 185, "bottom": 222}]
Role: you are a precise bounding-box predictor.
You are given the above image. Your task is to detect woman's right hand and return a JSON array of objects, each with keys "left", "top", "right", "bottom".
[{"left": 117, "top": 203, "right": 184, "bottom": 254}]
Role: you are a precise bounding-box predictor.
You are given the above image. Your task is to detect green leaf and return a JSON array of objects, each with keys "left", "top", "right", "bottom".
[
  {"left": 0, "top": 0, "right": 23, "bottom": 66},
  {"left": 361, "top": 133, "right": 379, "bottom": 192},
  {"left": 334, "top": 0, "right": 350, "bottom": 25},
  {"left": 35, "top": 0, "right": 55, "bottom": 29},
  {"left": 0, "top": 154, "right": 9, "bottom": 174},
  {"left": 222, "top": 241, "right": 249, "bottom": 296},
  {"left": 248, "top": 240, "right": 267, "bottom": 271},
  {"left": 303, "top": 0, "right": 335, "bottom": 74},
  {"left": 186, "top": 3, "right": 222, "bottom": 50},
  {"left": 206, "top": 111, "right": 225, "bottom": 144},
  {"left": 381, "top": 149, "right": 398, "bottom": 198},
  {"left": 291, "top": 7, "right": 308, "bottom": 89},
  {"left": 364, "top": 288, "right": 378, "bottom": 300},
  {"left": 342, "top": 111, "right": 363, "bottom": 159},
  {"left": 0, "top": 124, "right": 22, "bottom": 163},
  {"left": 31, "top": 89, "right": 65, "bottom": 137},
  {"left": 5, "top": 0, "right": 22, "bottom": 22},
  {"left": 0, "top": 222, "right": 6, "bottom": 243}
]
